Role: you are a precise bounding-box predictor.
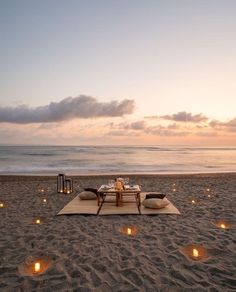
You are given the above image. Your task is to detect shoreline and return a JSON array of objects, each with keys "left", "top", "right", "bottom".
[{"left": 0, "top": 170, "right": 236, "bottom": 177}]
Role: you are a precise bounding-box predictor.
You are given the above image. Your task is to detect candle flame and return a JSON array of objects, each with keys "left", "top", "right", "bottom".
[
  {"left": 0, "top": 203, "right": 4, "bottom": 208},
  {"left": 206, "top": 188, "right": 210, "bottom": 192},
  {"left": 36, "top": 219, "right": 41, "bottom": 224},
  {"left": 127, "top": 228, "right": 132, "bottom": 235},
  {"left": 43, "top": 199, "right": 47, "bottom": 203},
  {"left": 220, "top": 223, "right": 226, "bottom": 229},
  {"left": 193, "top": 248, "right": 199, "bottom": 258},
  {"left": 173, "top": 188, "right": 176, "bottom": 192},
  {"left": 191, "top": 200, "right": 195, "bottom": 204},
  {"left": 34, "top": 262, "right": 41, "bottom": 273}
]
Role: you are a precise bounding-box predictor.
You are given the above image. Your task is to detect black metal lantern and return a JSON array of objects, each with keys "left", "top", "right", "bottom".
[
  {"left": 57, "top": 173, "right": 65, "bottom": 193},
  {"left": 64, "top": 178, "right": 73, "bottom": 194}
]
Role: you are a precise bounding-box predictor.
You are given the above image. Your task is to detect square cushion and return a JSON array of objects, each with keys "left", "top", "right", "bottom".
[
  {"left": 78, "top": 191, "right": 97, "bottom": 200},
  {"left": 142, "top": 197, "right": 170, "bottom": 209}
]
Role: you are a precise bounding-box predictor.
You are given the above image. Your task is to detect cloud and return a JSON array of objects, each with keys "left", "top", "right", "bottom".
[
  {"left": 210, "top": 118, "right": 236, "bottom": 132},
  {"left": 0, "top": 95, "right": 135, "bottom": 124},
  {"left": 160, "top": 111, "right": 208, "bottom": 123},
  {"left": 108, "top": 120, "right": 189, "bottom": 137},
  {"left": 118, "top": 120, "right": 146, "bottom": 130}
]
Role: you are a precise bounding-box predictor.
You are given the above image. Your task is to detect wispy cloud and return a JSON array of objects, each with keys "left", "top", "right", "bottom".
[
  {"left": 0, "top": 95, "right": 135, "bottom": 124},
  {"left": 160, "top": 111, "right": 208, "bottom": 123},
  {"left": 210, "top": 118, "right": 236, "bottom": 132},
  {"left": 108, "top": 120, "right": 188, "bottom": 137},
  {"left": 118, "top": 120, "right": 146, "bottom": 130}
]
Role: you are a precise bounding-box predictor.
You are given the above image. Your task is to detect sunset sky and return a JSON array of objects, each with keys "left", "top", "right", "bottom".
[{"left": 0, "top": 0, "right": 236, "bottom": 145}]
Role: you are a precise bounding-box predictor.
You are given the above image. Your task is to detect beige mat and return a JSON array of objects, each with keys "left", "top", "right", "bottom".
[
  {"left": 57, "top": 193, "right": 180, "bottom": 215},
  {"left": 57, "top": 195, "right": 98, "bottom": 215}
]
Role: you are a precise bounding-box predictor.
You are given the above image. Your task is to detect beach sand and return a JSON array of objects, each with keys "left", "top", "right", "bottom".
[{"left": 0, "top": 173, "right": 235, "bottom": 291}]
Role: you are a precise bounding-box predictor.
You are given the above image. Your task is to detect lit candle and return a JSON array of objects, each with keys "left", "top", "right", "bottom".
[
  {"left": 43, "top": 198, "right": 47, "bottom": 203},
  {"left": 207, "top": 194, "right": 211, "bottom": 198},
  {"left": 206, "top": 188, "right": 210, "bottom": 192},
  {"left": 191, "top": 200, "right": 195, "bottom": 204},
  {"left": 127, "top": 228, "right": 132, "bottom": 235},
  {"left": 173, "top": 188, "right": 176, "bottom": 192},
  {"left": 193, "top": 248, "right": 199, "bottom": 258},
  {"left": 36, "top": 219, "right": 41, "bottom": 224},
  {"left": 67, "top": 190, "right": 70, "bottom": 194},
  {"left": 0, "top": 203, "right": 4, "bottom": 208},
  {"left": 41, "top": 189, "right": 44, "bottom": 193},
  {"left": 220, "top": 223, "right": 226, "bottom": 229},
  {"left": 34, "top": 262, "right": 41, "bottom": 273}
]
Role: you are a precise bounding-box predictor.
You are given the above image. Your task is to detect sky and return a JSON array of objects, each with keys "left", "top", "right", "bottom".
[{"left": 0, "top": 0, "right": 236, "bottom": 146}]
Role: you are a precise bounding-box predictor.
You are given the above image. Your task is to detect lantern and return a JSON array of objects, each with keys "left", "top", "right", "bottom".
[
  {"left": 64, "top": 178, "right": 73, "bottom": 194},
  {"left": 57, "top": 173, "right": 65, "bottom": 193}
]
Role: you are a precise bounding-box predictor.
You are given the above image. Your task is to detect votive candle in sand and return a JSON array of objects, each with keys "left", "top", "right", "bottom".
[
  {"left": 220, "top": 223, "right": 226, "bottom": 229},
  {"left": 127, "top": 228, "right": 132, "bottom": 235},
  {"left": 35, "top": 219, "right": 41, "bottom": 224},
  {"left": 192, "top": 248, "right": 199, "bottom": 258},
  {"left": 34, "top": 262, "right": 41, "bottom": 273}
]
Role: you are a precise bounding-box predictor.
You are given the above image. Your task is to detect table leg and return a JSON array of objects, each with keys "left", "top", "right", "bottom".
[{"left": 116, "top": 192, "right": 119, "bottom": 206}]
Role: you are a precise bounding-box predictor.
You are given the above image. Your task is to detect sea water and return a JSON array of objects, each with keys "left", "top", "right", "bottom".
[{"left": 0, "top": 145, "right": 235, "bottom": 175}]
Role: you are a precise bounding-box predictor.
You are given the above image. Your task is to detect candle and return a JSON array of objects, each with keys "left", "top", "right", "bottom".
[
  {"left": 193, "top": 248, "right": 199, "bottom": 258},
  {"left": 115, "top": 181, "right": 123, "bottom": 190},
  {"left": 127, "top": 228, "right": 132, "bottom": 235},
  {"left": 173, "top": 188, "right": 176, "bottom": 192},
  {"left": 0, "top": 203, "right": 4, "bottom": 208},
  {"left": 191, "top": 199, "right": 195, "bottom": 204},
  {"left": 35, "top": 219, "right": 41, "bottom": 224},
  {"left": 34, "top": 262, "right": 41, "bottom": 273},
  {"left": 220, "top": 223, "right": 226, "bottom": 229},
  {"left": 43, "top": 198, "right": 47, "bottom": 203},
  {"left": 206, "top": 188, "right": 210, "bottom": 192}
]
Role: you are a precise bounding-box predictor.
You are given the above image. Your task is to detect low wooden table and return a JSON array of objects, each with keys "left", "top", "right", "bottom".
[{"left": 97, "top": 185, "right": 141, "bottom": 214}]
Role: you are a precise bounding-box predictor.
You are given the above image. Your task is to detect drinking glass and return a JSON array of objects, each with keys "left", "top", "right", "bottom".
[
  {"left": 108, "top": 179, "right": 114, "bottom": 188},
  {"left": 124, "top": 177, "right": 129, "bottom": 185}
]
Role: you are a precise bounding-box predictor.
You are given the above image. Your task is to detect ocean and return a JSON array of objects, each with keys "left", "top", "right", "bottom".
[{"left": 0, "top": 145, "right": 235, "bottom": 175}]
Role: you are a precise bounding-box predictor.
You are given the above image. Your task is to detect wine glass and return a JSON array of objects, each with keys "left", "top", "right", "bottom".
[
  {"left": 108, "top": 179, "right": 114, "bottom": 188},
  {"left": 124, "top": 177, "right": 129, "bottom": 186}
]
